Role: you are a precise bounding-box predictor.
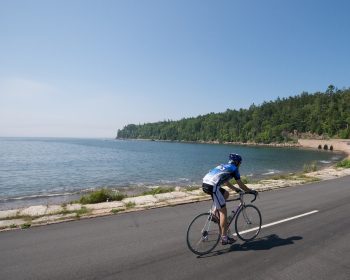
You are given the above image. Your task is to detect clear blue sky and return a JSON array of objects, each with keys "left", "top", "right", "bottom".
[{"left": 1, "top": 0, "right": 349, "bottom": 138}]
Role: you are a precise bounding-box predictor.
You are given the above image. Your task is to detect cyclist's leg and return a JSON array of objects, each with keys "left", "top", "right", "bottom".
[
  {"left": 213, "top": 186, "right": 228, "bottom": 236},
  {"left": 202, "top": 183, "right": 219, "bottom": 219},
  {"left": 218, "top": 207, "right": 227, "bottom": 235},
  {"left": 215, "top": 188, "right": 236, "bottom": 244}
]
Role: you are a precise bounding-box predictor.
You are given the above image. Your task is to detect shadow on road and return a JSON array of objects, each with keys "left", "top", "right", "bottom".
[{"left": 199, "top": 234, "right": 302, "bottom": 258}]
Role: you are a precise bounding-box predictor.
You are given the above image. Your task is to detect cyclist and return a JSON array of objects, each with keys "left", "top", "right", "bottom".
[{"left": 202, "top": 153, "right": 257, "bottom": 245}]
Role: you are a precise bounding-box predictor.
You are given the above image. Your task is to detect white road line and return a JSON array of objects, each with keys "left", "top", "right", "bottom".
[{"left": 234, "top": 210, "right": 319, "bottom": 236}]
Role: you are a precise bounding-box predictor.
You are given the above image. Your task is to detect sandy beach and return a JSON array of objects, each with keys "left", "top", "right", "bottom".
[
  {"left": 298, "top": 139, "right": 350, "bottom": 158},
  {"left": 1, "top": 138, "right": 349, "bottom": 231}
]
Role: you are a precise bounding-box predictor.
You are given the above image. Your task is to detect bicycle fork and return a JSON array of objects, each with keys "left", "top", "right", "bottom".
[{"left": 242, "top": 207, "right": 253, "bottom": 225}]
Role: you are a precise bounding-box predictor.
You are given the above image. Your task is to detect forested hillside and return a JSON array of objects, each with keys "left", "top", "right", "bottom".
[{"left": 117, "top": 86, "right": 350, "bottom": 143}]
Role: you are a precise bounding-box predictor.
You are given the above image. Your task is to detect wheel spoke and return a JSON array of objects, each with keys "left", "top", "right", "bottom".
[
  {"left": 235, "top": 205, "right": 262, "bottom": 241},
  {"left": 187, "top": 213, "right": 221, "bottom": 255}
]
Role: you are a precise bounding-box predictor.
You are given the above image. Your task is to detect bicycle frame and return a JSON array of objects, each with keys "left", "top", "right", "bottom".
[
  {"left": 187, "top": 191, "right": 260, "bottom": 255},
  {"left": 210, "top": 192, "right": 256, "bottom": 227}
]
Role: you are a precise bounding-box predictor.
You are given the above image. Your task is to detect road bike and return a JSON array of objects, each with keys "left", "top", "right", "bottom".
[{"left": 186, "top": 191, "right": 262, "bottom": 255}]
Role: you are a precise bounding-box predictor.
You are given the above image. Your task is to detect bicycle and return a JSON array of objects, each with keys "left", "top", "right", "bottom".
[{"left": 186, "top": 191, "right": 262, "bottom": 256}]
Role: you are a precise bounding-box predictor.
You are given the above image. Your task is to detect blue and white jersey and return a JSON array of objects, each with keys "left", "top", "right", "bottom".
[{"left": 203, "top": 163, "right": 240, "bottom": 187}]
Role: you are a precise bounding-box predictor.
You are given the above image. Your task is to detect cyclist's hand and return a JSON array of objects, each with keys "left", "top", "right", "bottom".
[
  {"left": 247, "top": 189, "right": 258, "bottom": 196},
  {"left": 234, "top": 187, "right": 242, "bottom": 193},
  {"left": 247, "top": 189, "right": 258, "bottom": 202}
]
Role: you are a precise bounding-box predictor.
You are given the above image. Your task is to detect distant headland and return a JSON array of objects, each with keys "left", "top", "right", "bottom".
[{"left": 117, "top": 85, "right": 350, "bottom": 144}]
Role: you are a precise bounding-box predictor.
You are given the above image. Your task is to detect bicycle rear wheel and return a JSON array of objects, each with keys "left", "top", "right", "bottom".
[
  {"left": 186, "top": 213, "right": 221, "bottom": 255},
  {"left": 235, "top": 204, "right": 262, "bottom": 242}
]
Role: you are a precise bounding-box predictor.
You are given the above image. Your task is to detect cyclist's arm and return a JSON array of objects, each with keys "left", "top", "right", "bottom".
[
  {"left": 235, "top": 179, "right": 253, "bottom": 193},
  {"left": 224, "top": 180, "right": 241, "bottom": 193}
]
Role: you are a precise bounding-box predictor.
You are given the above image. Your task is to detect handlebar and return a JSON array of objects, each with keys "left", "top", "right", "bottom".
[
  {"left": 249, "top": 191, "right": 258, "bottom": 203},
  {"left": 227, "top": 190, "right": 258, "bottom": 203},
  {"left": 238, "top": 190, "right": 258, "bottom": 203}
]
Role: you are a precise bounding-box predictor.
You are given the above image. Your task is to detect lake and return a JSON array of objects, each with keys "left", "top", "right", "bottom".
[{"left": 0, "top": 137, "right": 341, "bottom": 209}]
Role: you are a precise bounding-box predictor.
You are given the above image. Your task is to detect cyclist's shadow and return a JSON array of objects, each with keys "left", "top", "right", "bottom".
[{"left": 199, "top": 234, "right": 302, "bottom": 258}]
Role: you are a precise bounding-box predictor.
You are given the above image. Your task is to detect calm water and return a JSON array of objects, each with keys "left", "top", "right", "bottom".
[{"left": 0, "top": 137, "right": 341, "bottom": 209}]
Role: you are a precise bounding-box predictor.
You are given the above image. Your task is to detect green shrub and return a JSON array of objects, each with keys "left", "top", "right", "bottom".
[
  {"left": 303, "top": 161, "right": 318, "bottom": 173},
  {"left": 79, "top": 188, "right": 126, "bottom": 204},
  {"left": 338, "top": 128, "right": 350, "bottom": 139},
  {"left": 21, "top": 223, "right": 31, "bottom": 229},
  {"left": 240, "top": 176, "right": 250, "bottom": 184},
  {"left": 336, "top": 159, "right": 350, "bottom": 168}
]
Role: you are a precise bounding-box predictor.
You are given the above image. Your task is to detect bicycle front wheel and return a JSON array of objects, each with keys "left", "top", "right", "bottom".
[
  {"left": 235, "top": 204, "right": 262, "bottom": 242},
  {"left": 186, "top": 213, "right": 221, "bottom": 255}
]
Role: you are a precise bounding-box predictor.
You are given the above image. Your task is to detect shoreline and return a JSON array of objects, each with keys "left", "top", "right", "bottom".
[
  {"left": 298, "top": 139, "right": 350, "bottom": 158},
  {"left": 118, "top": 137, "right": 350, "bottom": 153},
  {"left": 1, "top": 138, "right": 349, "bottom": 232},
  {"left": 2, "top": 139, "right": 345, "bottom": 210}
]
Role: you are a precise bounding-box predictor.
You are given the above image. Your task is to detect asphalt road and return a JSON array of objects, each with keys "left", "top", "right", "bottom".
[{"left": 1, "top": 176, "right": 350, "bottom": 280}]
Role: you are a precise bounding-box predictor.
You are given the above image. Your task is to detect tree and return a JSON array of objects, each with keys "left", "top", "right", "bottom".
[{"left": 116, "top": 87, "right": 350, "bottom": 141}]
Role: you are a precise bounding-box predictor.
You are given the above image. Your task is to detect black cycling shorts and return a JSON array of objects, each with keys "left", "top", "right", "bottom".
[{"left": 202, "top": 183, "right": 226, "bottom": 209}]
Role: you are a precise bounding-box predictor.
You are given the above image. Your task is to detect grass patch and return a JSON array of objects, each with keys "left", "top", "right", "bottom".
[
  {"left": 75, "top": 206, "right": 90, "bottom": 218},
  {"left": 184, "top": 185, "right": 199, "bottom": 191},
  {"left": 20, "top": 223, "right": 31, "bottom": 229},
  {"left": 0, "top": 213, "right": 36, "bottom": 222},
  {"left": 125, "top": 202, "right": 136, "bottom": 209},
  {"left": 336, "top": 159, "right": 350, "bottom": 168},
  {"left": 57, "top": 205, "right": 91, "bottom": 218},
  {"left": 57, "top": 208, "right": 73, "bottom": 215},
  {"left": 76, "top": 206, "right": 89, "bottom": 215},
  {"left": 240, "top": 176, "right": 250, "bottom": 184},
  {"left": 297, "top": 174, "right": 321, "bottom": 182},
  {"left": 263, "top": 172, "right": 320, "bottom": 183},
  {"left": 79, "top": 188, "right": 126, "bottom": 204},
  {"left": 111, "top": 208, "right": 124, "bottom": 214},
  {"left": 142, "top": 187, "right": 175, "bottom": 196},
  {"left": 229, "top": 176, "right": 254, "bottom": 185},
  {"left": 271, "top": 174, "right": 294, "bottom": 180},
  {"left": 303, "top": 161, "right": 318, "bottom": 173}
]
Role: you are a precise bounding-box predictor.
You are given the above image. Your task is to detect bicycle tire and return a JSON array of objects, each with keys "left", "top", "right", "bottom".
[
  {"left": 235, "top": 204, "right": 262, "bottom": 242},
  {"left": 186, "top": 213, "right": 221, "bottom": 255}
]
